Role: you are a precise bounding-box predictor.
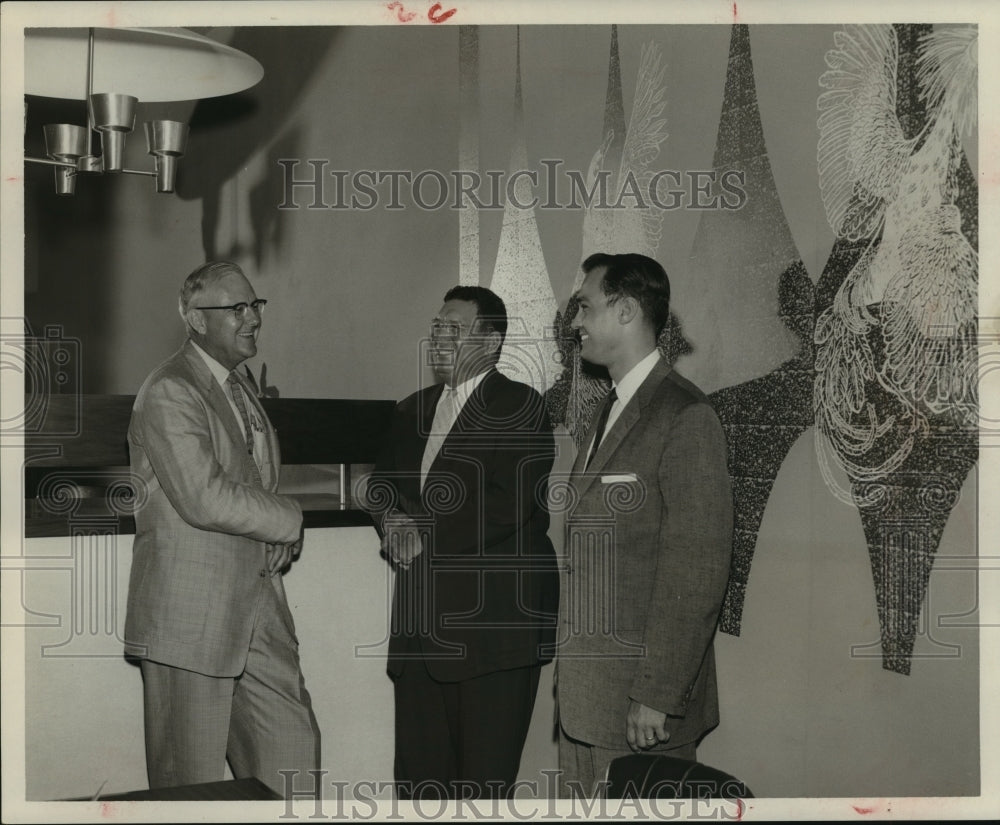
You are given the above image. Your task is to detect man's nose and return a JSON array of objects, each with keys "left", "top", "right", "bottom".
[{"left": 570, "top": 313, "right": 582, "bottom": 329}]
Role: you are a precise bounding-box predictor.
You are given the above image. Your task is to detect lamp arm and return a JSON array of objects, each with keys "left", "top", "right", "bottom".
[{"left": 25, "top": 157, "right": 77, "bottom": 169}]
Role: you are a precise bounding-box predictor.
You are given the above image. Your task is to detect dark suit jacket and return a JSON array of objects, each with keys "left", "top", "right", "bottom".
[
  {"left": 124, "top": 341, "right": 302, "bottom": 677},
  {"left": 556, "top": 358, "right": 733, "bottom": 749},
  {"left": 370, "top": 368, "right": 559, "bottom": 683}
]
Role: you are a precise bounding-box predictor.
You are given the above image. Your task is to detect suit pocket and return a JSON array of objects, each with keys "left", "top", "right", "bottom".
[{"left": 149, "top": 555, "right": 218, "bottom": 643}]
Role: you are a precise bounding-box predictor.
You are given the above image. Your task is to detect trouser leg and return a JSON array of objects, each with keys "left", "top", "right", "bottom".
[
  {"left": 227, "top": 576, "right": 322, "bottom": 799},
  {"left": 139, "top": 659, "right": 234, "bottom": 789}
]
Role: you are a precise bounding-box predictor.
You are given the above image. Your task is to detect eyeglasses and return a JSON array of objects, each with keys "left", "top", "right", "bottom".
[
  {"left": 429, "top": 320, "right": 471, "bottom": 340},
  {"left": 193, "top": 299, "right": 268, "bottom": 320}
]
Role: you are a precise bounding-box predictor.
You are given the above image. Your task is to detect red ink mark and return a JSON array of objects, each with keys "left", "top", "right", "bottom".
[
  {"left": 732, "top": 2, "right": 738, "bottom": 20},
  {"left": 853, "top": 806, "right": 876, "bottom": 815},
  {"left": 735, "top": 798, "right": 745, "bottom": 821},
  {"left": 101, "top": 802, "right": 113, "bottom": 817},
  {"left": 428, "top": 3, "right": 457, "bottom": 23},
  {"left": 386, "top": 2, "right": 417, "bottom": 22}
]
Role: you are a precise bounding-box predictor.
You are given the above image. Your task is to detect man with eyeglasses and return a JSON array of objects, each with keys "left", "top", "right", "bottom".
[
  {"left": 368, "top": 285, "right": 558, "bottom": 800},
  {"left": 124, "top": 261, "right": 320, "bottom": 798}
]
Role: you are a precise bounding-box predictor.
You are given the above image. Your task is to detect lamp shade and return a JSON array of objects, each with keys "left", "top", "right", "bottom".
[
  {"left": 43, "top": 123, "right": 89, "bottom": 195},
  {"left": 145, "top": 120, "right": 189, "bottom": 192},
  {"left": 25, "top": 27, "right": 264, "bottom": 102}
]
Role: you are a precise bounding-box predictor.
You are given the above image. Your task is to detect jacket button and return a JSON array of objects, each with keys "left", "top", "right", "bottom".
[
  {"left": 563, "top": 565, "right": 572, "bottom": 574},
  {"left": 260, "top": 569, "right": 267, "bottom": 578}
]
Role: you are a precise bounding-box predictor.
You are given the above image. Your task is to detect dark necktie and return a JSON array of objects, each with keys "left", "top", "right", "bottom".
[
  {"left": 227, "top": 372, "right": 254, "bottom": 455},
  {"left": 586, "top": 388, "right": 618, "bottom": 469}
]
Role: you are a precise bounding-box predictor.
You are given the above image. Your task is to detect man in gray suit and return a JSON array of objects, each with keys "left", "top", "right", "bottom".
[
  {"left": 556, "top": 253, "right": 733, "bottom": 796},
  {"left": 125, "top": 261, "right": 320, "bottom": 797}
]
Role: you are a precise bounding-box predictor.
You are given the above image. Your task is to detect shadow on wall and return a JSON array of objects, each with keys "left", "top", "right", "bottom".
[{"left": 175, "top": 27, "right": 340, "bottom": 268}]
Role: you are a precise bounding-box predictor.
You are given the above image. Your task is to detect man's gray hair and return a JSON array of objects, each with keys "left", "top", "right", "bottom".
[{"left": 178, "top": 261, "right": 244, "bottom": 318}]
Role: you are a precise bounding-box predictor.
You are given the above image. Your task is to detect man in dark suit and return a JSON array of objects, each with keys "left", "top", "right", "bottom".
[
  {"left": 125, "top": 261, "right": 320, "bottom": 797},
  {"left": 368, "top": 285, "right": 558, "bottom": 800},
  {"left": 556, "top": 253, "right": 733, "bottom": 796}
]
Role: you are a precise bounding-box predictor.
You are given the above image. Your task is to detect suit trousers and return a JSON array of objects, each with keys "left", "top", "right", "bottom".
[
  {"left": 139, "top": 574, "right": 321, "bottom": 798},
  {"left": 392, "top": 658, "right": 542, "bottom": 800},
  {"left": 557, "top": 723, "right": 696, "bottom": 798}
]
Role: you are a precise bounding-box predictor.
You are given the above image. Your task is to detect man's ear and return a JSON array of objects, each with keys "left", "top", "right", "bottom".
[
  {"left": 617, "top": 296, "right": 640, "bottom": 326},
  {"left": 182, "top": 305, "right": 207, "bottom": 335},
  {"left": 484, "top": 329, "right": 502, "bottom": 357}
]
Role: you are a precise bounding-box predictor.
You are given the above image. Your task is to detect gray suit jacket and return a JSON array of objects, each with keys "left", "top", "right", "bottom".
[
  {"left": 124, "top": 340, "right": 302, "bottom": 677},
  {"left": 556, "top": 358, "right": 733, "bottom": 749}
]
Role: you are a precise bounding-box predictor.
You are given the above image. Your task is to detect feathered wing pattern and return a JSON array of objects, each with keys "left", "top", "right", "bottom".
[
  {"left": 552, "top": 33, "right": 670, "bottom": 448},
  {"left": 607, "top": 41, "right": 669, "bottom": 257},
  {"left": 817, "top": 25, "right": 913, "bottom": 243},
  {"left": 881, "top": 204, "right": 978, "bottom": 425},
  {"left": 812, "top": 24, "right": 979, "bottom": 674},
  {"left": 813, "top": 242, "right": 883, "bottom": 464},
  {"left": 815, "top": 24, "right": 978, "bottom": 478},
  {"left": 580, "top": 38, "right": 669, "bottom": 263},
  {"left": 917, "top": 25, "right": 978, "bottom": 139}
]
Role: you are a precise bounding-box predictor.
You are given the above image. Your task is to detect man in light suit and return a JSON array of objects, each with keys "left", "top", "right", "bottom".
[
  {"left": 556, "top": 253, "right": 733, "bottom": 796},
  {"left": 125, "top": 261, "right": 320, "bottom": 797},
  {"left": 368, "top": 286, "right": 558, "bottom": 800}
]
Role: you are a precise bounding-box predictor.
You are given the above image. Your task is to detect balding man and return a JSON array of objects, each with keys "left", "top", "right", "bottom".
[{"left": 124, "top": 261, "right": 320, "bottom": 797}]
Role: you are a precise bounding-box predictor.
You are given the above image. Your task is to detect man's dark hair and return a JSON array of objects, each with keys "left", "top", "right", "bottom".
[
  {"left": 581, "top": 252, "right": 671, "bottom": 338},
  {"left": 443, "top": 285, "right": 508, "bottom": 347}
]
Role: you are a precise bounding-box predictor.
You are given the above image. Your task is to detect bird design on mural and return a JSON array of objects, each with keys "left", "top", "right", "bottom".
[
  {"left": 812, "top": 24, "right": 978, "bottom": 673},
  {"left": 548, "top": 27, "right": 674, "bottom": 449},
  {"left": 814, "top": 24, "right": 978, "bottom": 480}
]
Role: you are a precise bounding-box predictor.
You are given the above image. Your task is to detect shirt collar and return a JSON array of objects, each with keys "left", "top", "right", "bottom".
[
  {"left": 612, "top": 349, "right": 662, "bottom": 409},
  {"left": 191, "top": 339, "right": 236, "bottom": 388},
  {"left": 446, "top": 368, "right": 490, "bottom": 407}
]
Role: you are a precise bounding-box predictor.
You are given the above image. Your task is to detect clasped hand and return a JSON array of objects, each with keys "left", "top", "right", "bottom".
[
  {"left": 381, "top": 509, "right": 424, "bottom": 569},
  {"left": 266, "top": 535, "right": 303, "bottom": 576}
]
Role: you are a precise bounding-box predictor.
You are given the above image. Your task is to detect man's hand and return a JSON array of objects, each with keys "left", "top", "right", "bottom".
[
  {"left": 626, "top": 700, "right": 669, "bottom": 752},
  {"left": 381, "top": 509, "right": 424, "bottom": 569},
  {"left": 267, "top": 535, "right": 302, "bottom": 576}
]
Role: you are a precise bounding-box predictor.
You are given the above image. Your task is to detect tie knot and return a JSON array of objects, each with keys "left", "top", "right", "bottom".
[
  {"left": 227, "top": 372, "right": 241, "bottom": 387},
  {"left": 607, "top": 388, "right": 618, "bottom": 404}
]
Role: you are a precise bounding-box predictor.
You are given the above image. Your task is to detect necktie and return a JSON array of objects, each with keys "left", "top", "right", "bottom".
[
  {"left": 421, "top": 387, "right": 459, "bottom": 492},
  {"left": 227, "top": 372, "right": 255, "bottom": 455},
  {"left": 586, "top": 388, "right": 618, "bottom": 469}
]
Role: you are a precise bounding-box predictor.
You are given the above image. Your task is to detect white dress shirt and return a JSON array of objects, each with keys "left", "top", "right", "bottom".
[
  {"left": 420, "top": 369, "right": 489, "bottom": 490},
  {"left": 588, "top": 348, "right": 662, "bottom": 457}
]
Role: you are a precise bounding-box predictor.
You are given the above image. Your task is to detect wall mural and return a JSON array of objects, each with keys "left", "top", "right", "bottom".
[
  {"left": 478, "top": 23, "right": 977, "bottom": 676},
  {"left": 546, "top": 25, "right": 678, "bottom": 452},
  {"left": 811, "top": 24, "right": 978, "bottom": 674},
  {"left": 487, "top": 30, "right": 560, "bottom": 391}
]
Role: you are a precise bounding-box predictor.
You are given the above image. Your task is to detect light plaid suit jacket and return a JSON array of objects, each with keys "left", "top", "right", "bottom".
[
  {"left": 124, "top": 340, "right": 302, "bottom": 677},
  {"left": 557, "top": 358, "right": 733, "bottom": 750}
]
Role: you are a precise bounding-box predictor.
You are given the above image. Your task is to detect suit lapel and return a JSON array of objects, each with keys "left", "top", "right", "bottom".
[
  {"left": 571, "top": 358, "right": 672, "bottom": 501},
  {"left": 425, "top": 369, "right": 498, "bottom": 478},
  {"left": 233, "top": 369, "right": 277, "bottom": 488},
  {"left": 450, "top": 369, "right": 498, "bottom": 434},
  {"left": 182, "top": 343, "right": 264, "bottom": 488}
]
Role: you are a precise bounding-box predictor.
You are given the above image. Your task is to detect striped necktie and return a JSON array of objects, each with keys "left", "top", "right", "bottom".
[{"left": 227, "top": 372, "right": 255, "bottom": 455}]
